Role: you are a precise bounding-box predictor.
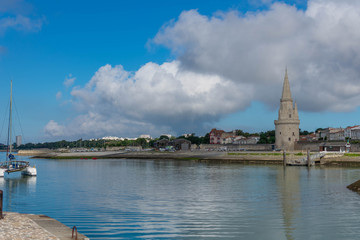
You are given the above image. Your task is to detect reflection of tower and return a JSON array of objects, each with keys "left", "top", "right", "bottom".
[
  {"left": 274, "top": 69, "right": 300, "bottom": 150},
  {"left": 277, "top": 167, "right": 301, "bottom": 240},
  {"left": 16, "top": 135, "right": 22, "bottom": 146}
]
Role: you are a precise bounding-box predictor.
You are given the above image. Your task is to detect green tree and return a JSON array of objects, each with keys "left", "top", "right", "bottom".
[{"left": 258, "top": 130, "right": 275, "bottom": 144}]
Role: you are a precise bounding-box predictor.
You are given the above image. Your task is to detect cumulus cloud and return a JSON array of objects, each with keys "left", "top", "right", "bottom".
[
  {"left": 44, "top": 120, "right": 66, "bottom": 138},
  {"left": 46, "top": 0, "right": 360, "bottom": 139},
  {"left": 64, "top": 74, "right": 76, "bottom": 88},
  {"left": 46, "top": 61, "right": 253, "bottom": 139},
  {"left": 153, "top": 0, "right": 360, "bottom": 112}
]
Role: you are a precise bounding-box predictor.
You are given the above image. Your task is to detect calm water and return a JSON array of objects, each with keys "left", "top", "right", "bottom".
[{"left": 1, "top": 156, "right": 360, "bottom": 239}]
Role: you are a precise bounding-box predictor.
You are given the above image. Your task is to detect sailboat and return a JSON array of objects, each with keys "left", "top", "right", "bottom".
[{"left": 0, "top": 81, "right": 36, "bottom": 177}]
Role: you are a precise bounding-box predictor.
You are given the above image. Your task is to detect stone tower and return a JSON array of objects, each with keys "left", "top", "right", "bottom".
[{"left": 274, "top": 69, "right": 300, "bottom": 151}]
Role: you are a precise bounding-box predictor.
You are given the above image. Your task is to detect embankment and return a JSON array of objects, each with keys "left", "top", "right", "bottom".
[{"left": 25, "top": 150, "right": 360, "bottom": 166}]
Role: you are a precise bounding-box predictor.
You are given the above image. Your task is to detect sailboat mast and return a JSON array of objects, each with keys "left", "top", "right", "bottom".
[{"left": 6, "top": 80, "right": 13, "bottom": 158}]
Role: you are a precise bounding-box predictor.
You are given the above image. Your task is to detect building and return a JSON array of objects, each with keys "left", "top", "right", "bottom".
[
  {"left": 172, "top": 139, "right": 191, "bottom": 150},
  {"left": 344, "top": 125, "right": 360, "bottom": 140},
  {"left": 329, "top": 128, "right": 345, "bottom": 141},
  {"left": 154, "top": 138, "right": 191, "bottom": 150},
  {"left": 316, "top": 128, "right": 343, "bottom": 141},
  {"left": 154, "top": 139, "right": 169, "bottom": 149},
  {"left": 274, "top": 69, "right": 300, "bottom": 151},
  {"left": 299, "top": 133, "right": 317, "bottom": 142},
  {"left": 209, "top": 128, "right": 225, "bottom": 144},
  {"left": 16, "top": 135, "right": 22, "bottom": 146},
  {"left": 139, "top": 134, "right": 151, "bottom": 139}
]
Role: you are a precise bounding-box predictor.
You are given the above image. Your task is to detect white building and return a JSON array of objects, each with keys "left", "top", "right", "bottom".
[
  {"left": 344, "top": 125, "right": 360, "bottom": 140},
  {"left": 16, "top": 135, "right": 22, "bottom": 146},
  {"left": 139, "top": 134, "right": 151, "bottom": 139}
]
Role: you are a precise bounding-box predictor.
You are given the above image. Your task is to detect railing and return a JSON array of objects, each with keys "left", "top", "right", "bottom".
[
  {"left": 0, "top": 190, "right": 3, "bottom": 219},
  {"left": 72, "top": 226, "right": 78, "bottom": 240},
  {"left": 0, "top": 161, "right": 30, "bottom": 173},
  {"left": 287, "top": 151, "right": 326, "bottom": 166}
]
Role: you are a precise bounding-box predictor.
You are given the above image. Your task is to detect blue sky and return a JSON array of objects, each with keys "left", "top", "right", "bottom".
[{"left": 1, "top": 0, "right": 360, "bottom": 143}]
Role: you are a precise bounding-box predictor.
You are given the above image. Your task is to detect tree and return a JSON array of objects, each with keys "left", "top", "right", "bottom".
[
  {"left": 235, "top": 129, "right": 250, "bottom": 137},
  {"left": 159, "top": 135, "right": 170, "bottom": 140},
  {"left": 300, "top": 129, "right": 310, "bottom": 135},
  {"left": 258, "top": 130, "right": 275, "bottom": 144}
]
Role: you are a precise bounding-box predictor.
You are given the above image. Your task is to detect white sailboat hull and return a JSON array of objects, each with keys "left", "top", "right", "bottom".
[
  {"left": 0, "top": 168, "right": 5, "bottom": 177},
  {"left": 21, "top": 166, "right": 37, "bottom": 176}
]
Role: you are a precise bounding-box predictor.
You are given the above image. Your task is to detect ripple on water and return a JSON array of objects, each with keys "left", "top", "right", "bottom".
[{"left": 2, "top": 159, "right": 360, "bottom": 239}]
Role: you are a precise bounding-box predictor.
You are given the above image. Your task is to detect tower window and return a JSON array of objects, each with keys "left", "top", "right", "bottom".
[
  {"left": 289, "top": 114, "right": 292, "bottom": 118},
  {"left": 280, "top": 132, "right": 281, "bottom": 135},
  {"left": 293, "top": 132, "right": 295, "bottom": 136},
  {"left": 288, "top": 138, "right": 291, "bottom": 141}
]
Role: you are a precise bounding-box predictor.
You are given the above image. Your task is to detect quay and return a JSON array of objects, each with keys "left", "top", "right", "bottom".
[
  {"left": 24, "top": 150, "right": 360, "bottom": 167},
  {"left": 0, "top": 212, "right": 89, "bottom": 240}
]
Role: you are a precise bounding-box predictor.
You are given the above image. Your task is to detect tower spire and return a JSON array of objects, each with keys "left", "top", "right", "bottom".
[
  {"left": 294, "top": 101, "right": 299, "bottom": 119},
  {"left": 275, "top": 68, "right": 300, "bottom": 151},
  {"left": 281, "top": 67, "right": 292, "bottom": 101}
]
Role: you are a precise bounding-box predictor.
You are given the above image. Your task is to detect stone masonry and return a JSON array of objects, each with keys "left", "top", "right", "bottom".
[{"left": 274, "top": 69, "right": 300, "bottom": 151}]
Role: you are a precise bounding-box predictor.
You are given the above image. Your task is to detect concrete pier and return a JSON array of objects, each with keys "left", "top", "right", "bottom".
[{"left": 0, "top": 212, "right": 89, "bottom": 240}]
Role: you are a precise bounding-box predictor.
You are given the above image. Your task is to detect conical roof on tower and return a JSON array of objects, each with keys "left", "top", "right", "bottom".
[
  {"left": 281, "top": 68, "right": 292, "bottom": 101},
  {"left": 294, "top": 101, "right": 299, "bottom": 119}
]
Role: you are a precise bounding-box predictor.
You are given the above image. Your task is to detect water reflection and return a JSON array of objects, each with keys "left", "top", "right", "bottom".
[
  {"left": 1, "top": 159, "right": 360, "bottom": 239},
  {"left": 277, "top": 167, "right": 301, "bottom": 240},
  {"left": 0, "top": 175, "right": 37, "bottom": 212}
]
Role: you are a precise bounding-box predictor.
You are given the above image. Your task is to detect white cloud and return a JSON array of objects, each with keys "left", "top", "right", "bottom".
[
  {"left": 46, "top": 61, "right": 253, "bottom": 139},
  {"left": 64, "top": 74, "right": 76, "bottom": 88},
  {"left": 45, "top": 0, "right": 360, "bottom": 139},
  {"left": 44, "top": 120, "right": 66, "bottom": 138},
  {"left": 0, "top": 15, "right": 43, "bottom": 34},
  {"left": 152, "top": 0, "right": 360, "bottom": 112},
  {"left": 0, "top": 1, "right": 43, "bottom": 35},
  {"left": 0, "top": 0, "right": 32, "bottom": 14},
  {"left": 56, "top": 91, "right": 62, "bottom": 100}
]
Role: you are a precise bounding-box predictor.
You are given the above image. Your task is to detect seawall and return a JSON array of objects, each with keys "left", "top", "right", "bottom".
[{"left": 28, "top": 150, "right": 360, "bottom": 167}]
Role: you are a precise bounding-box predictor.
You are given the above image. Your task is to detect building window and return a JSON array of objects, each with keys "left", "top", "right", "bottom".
[
  {"left": 289, "top": 114, "right": 292, "bottom": 118},
  {"left": 280, "top": 132, "right": 281, "bottom": 135},
  {"left": 289, "top": 137, "right": 291, "bottom": 141},
  {"left": 292, "top": 132, "right": 295, "bottom": 136}
]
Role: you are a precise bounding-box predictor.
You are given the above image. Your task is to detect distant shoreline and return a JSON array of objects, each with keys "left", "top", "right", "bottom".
[{"left": 19, "top": 150, "right": 360, "bottom": 167}]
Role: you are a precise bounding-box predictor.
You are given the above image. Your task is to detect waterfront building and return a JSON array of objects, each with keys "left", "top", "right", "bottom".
[
  {"left": 274, "top": 69, "right": 300, "bottom": 151},
  {"left": 102, "top": 136, "right": 122, "bottom": 141},
  {"left": 139, "top": 134, "right": 152, "bottom": 139},
  {"left": 329, "top": 128, "right": 345, "bottom": 141},
  {"left": 209, "top": 128, "right": 225, "bottom": 144},
  {"left": 299, "top": 133, "right": 317, "bottom": 142},
  {"left": 344, "top": 125, "right": 360, "bottom": 140},
  {"left": 316, "top": 127, "right": 344, "bottom": 141},
  {"left": 16, "top": 135, "right": 22, "bottom": 146}
]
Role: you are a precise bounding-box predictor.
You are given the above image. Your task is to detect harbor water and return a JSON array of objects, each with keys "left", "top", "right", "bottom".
[{"left": 1, "top": 157, "right": 360, "bottom": 239}]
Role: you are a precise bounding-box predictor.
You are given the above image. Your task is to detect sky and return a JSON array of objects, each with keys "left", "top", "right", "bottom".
[{"left": 1, "top": 0, "right": 360, "bottom": 143}]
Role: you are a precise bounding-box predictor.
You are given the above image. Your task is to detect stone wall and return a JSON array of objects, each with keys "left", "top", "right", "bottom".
[
  {"left": 295, "top": 142, "right": 321, "bottom": 151},
  {"left": 17, "top": 149, "right": 52, "bottom": 156},
  {"left": 199, "top": 144, "right": 273, "bottom": 151},
  {"left": 295, "top": 141, "right": 360, "bottom": 152}
]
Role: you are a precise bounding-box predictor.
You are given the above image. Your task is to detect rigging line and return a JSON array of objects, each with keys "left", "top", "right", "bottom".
[{"left": 12, "top": 95, "right": 26, "bottom": 144}]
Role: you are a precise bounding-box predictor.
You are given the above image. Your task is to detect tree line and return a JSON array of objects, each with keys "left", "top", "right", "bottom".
[{"left": 0, "top": 129, "right": 313, "bottom": 150}]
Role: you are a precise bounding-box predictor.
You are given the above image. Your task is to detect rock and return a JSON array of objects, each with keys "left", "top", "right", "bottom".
[{"left": 347, "top": 179, "right": 360, "bottom": 192}]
